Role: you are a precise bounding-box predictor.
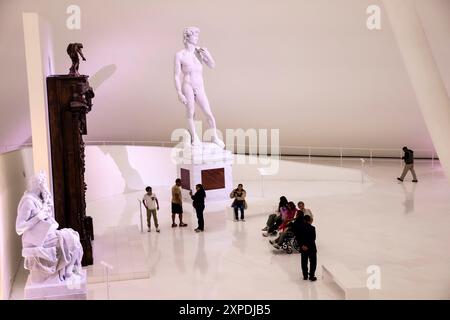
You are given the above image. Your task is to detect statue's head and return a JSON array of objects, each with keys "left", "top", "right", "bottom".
[
  {"left": 29, "top": 171, "right": 48, "bottom": 194},
  {"left": 183, "top": 26, "right": 200, "bottom": 45}
]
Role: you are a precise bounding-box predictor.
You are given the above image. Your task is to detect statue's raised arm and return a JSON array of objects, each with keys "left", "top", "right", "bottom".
[{"left": 196, "top": 47, "right": 215, "bottom": 69}]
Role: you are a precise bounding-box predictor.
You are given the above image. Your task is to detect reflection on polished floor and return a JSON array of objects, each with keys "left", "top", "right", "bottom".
[{"left": 10, "top": 156, "right": 450, "bottom": 299}]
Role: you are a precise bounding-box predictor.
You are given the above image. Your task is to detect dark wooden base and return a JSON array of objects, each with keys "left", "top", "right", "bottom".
[
  {"left": 47, "top": 74, "right": 95, "bottom": 266},
  {"left": 81, "top": 239, "right": 93, "bottom": 266}
]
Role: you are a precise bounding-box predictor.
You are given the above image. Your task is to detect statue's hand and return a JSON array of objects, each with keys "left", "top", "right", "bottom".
[
  {"left": 178, "top": 93, "right": 188, "bottom": 105},
  {"left": 197, "top": 48, "right": 209, "bottom": 57}
]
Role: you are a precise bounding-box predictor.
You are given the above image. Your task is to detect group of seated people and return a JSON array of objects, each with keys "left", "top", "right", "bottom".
[
  {"left": 262, "top": 197, "right": 314, "bottom": 249},
  {"left": 261, "top": 196, "right": 317, "bottom": 281}
]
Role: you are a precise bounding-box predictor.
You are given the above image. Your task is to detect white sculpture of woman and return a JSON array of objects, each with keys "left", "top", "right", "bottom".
[
  {"left": 174, "top": 26, "right": 225, "bottom": 149},
  {"left": 16, "top": 171, "right": 83, "bottom": 283}
]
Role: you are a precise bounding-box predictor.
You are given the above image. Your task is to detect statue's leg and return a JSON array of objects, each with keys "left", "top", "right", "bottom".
[
  {"left": 182, "top": 85, "right": 201, "bottom": 145},
  {"left": 195, "top": 90, "right": 224, "bottom": 148}
]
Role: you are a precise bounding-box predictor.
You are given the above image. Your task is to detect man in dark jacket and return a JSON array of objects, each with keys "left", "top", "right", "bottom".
[
  {"left": 397, "top": 146, "right": 418, "bottom": 182},
  {"left": 297, "top": 215, "right": 317, "bottom": 281},
  {"left": 190, "top": 184, "right": 206, "bottom": 232}
]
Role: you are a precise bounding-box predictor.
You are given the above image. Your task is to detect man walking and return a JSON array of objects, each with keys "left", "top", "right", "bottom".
[
  {"left": 171, "top": 178, "right": 188, "bottom": 227},
  {"left": 397, "top": 146, "right": 418, "bottom": 182}
]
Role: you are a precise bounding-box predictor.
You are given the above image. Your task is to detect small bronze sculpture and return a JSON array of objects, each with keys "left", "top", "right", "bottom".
[{"left": 67, "top": 43, "right": 86, "bottom": 76}]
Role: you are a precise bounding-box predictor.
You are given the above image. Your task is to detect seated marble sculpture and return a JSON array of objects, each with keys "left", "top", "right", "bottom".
[
  {"left": 174, "top": 26, "right": 225, "bottom": 149},
  {"left": 16, "top": 171, "right": 83, "bottom": 283}
]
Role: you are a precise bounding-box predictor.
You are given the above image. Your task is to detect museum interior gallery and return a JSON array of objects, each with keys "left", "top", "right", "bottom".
[{"left": 0, "top": 0, "right": 449, "bottom": 302}]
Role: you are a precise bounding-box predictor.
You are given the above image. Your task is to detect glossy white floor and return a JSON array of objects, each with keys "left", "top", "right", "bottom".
[{"left": 11, "top": 156, "right": 450, "bottom": 299}]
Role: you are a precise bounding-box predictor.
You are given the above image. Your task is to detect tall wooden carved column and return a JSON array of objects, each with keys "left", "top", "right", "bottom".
[{"left": 46, "top": 75, "right": 94, "bottom": 266}]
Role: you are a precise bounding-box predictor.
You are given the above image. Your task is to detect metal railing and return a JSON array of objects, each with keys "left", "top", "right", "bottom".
[
  {"left": 275, "top": 145, "right": 437, "bottom": 167},
  {"left": 1, "top": 141, "right": 438, "bottom": 167}
]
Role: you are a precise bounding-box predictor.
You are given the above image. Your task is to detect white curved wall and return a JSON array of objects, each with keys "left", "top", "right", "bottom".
[
  {"left": 1, "top": 0, "right": 449, "bottom": 154},
  {"left": 85, "top": 146, "right": 176, "bottom": 202}
]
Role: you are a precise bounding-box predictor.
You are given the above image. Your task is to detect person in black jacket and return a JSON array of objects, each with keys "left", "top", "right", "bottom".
[
  {"left": 397, "top": 146, "right": 418, "bottom": 182},
  {"left": 297, "top": 215, "right": 317, "bottom": 281},
  {"left": 190, "top": 184, "right": 206, "bottom": 232}
]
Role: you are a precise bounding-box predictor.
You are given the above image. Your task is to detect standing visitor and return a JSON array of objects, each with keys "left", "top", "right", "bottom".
[
  {"left": 142, "top": 186, "right": 160, "bottom": 232},
  {"left": 171, "top": 178, "right": 188, "bottom": 227},
  {"left": 190, "top": 184, "right": 206, "bottom": 232},
  {"left": 230, "top": 184, "right": 247, "bottom": 222},
  {"left": 297, "top": 215, "right": 317, "bottom": 281}
]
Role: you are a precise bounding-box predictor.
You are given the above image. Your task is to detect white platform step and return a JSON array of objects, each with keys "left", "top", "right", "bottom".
[{"left": 85, "top": 225, "right": 150, "bottom": 283}]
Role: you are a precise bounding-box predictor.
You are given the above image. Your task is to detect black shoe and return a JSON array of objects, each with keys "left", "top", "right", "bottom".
[
  {"left": 309, "top": 276, "right": 317, "bottom": 281},
  {"left": 303, "top": 276, "right": 308, "bottom": 280},
  {"left": 171, "top": 223, "right": 177, "bottom": 228},
  {"left": 412, "top": 179, "right": 418, "bottom": 183},
  {"left": 179, "top": 223, "right": 188, "bottom": 227},
  {"left": 397, "top": 177, "right": 404, "bottom": 182}
]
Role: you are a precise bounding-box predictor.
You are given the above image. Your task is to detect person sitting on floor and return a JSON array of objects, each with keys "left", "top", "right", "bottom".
[
  {"left": 262, "top": 196, "right": 288, "bottom": 232},
  {"left": 297, "top": 201, "right": 313, "bottom": 223},
  {"left": 270, "top": 209, "right": 306, "bottom": 249},
  {"left": 264, "top": 201, "right": 296, "bottom": 237},
  {"left": 279, "top": 201, "right": 297, "bottom": 231},
  {"left": 262, "top": 197, "right": 290, "bottom": 237}
]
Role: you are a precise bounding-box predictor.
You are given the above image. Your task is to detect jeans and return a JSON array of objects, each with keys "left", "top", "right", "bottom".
[
  {"left": 196, "top": 206, "right": 205, "bottom": 230},
  {"left": 234, "top": 203, "right": 245, "bottom": 220}
]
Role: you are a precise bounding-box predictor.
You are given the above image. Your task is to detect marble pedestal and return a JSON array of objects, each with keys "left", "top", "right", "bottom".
[
  {"left": 24, "top": 269, "right": 87, "bottom": 300},
  {"left": 173, "top": 143, "right": 233, "bottom": 201}
]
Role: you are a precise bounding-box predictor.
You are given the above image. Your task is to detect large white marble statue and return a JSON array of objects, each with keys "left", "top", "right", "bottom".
[
  {"left": 16, "top": 171, "right": 83, "bottom": 284},
  {"left": 174, "top": 26, "right": 225, "bottom": 149}
]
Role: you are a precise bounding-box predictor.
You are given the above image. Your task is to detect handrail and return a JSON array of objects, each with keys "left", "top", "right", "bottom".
[
  {"left": 82, "top": 141, "right": 435, "bottom": 152},
  {"left": 1, "top": 141, "right": 438, "bottom": 165}
]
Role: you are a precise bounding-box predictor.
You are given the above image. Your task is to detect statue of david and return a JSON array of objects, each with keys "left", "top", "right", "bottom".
[{"left": 174, "top": 27, "right": 225, "bottom": 149}]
